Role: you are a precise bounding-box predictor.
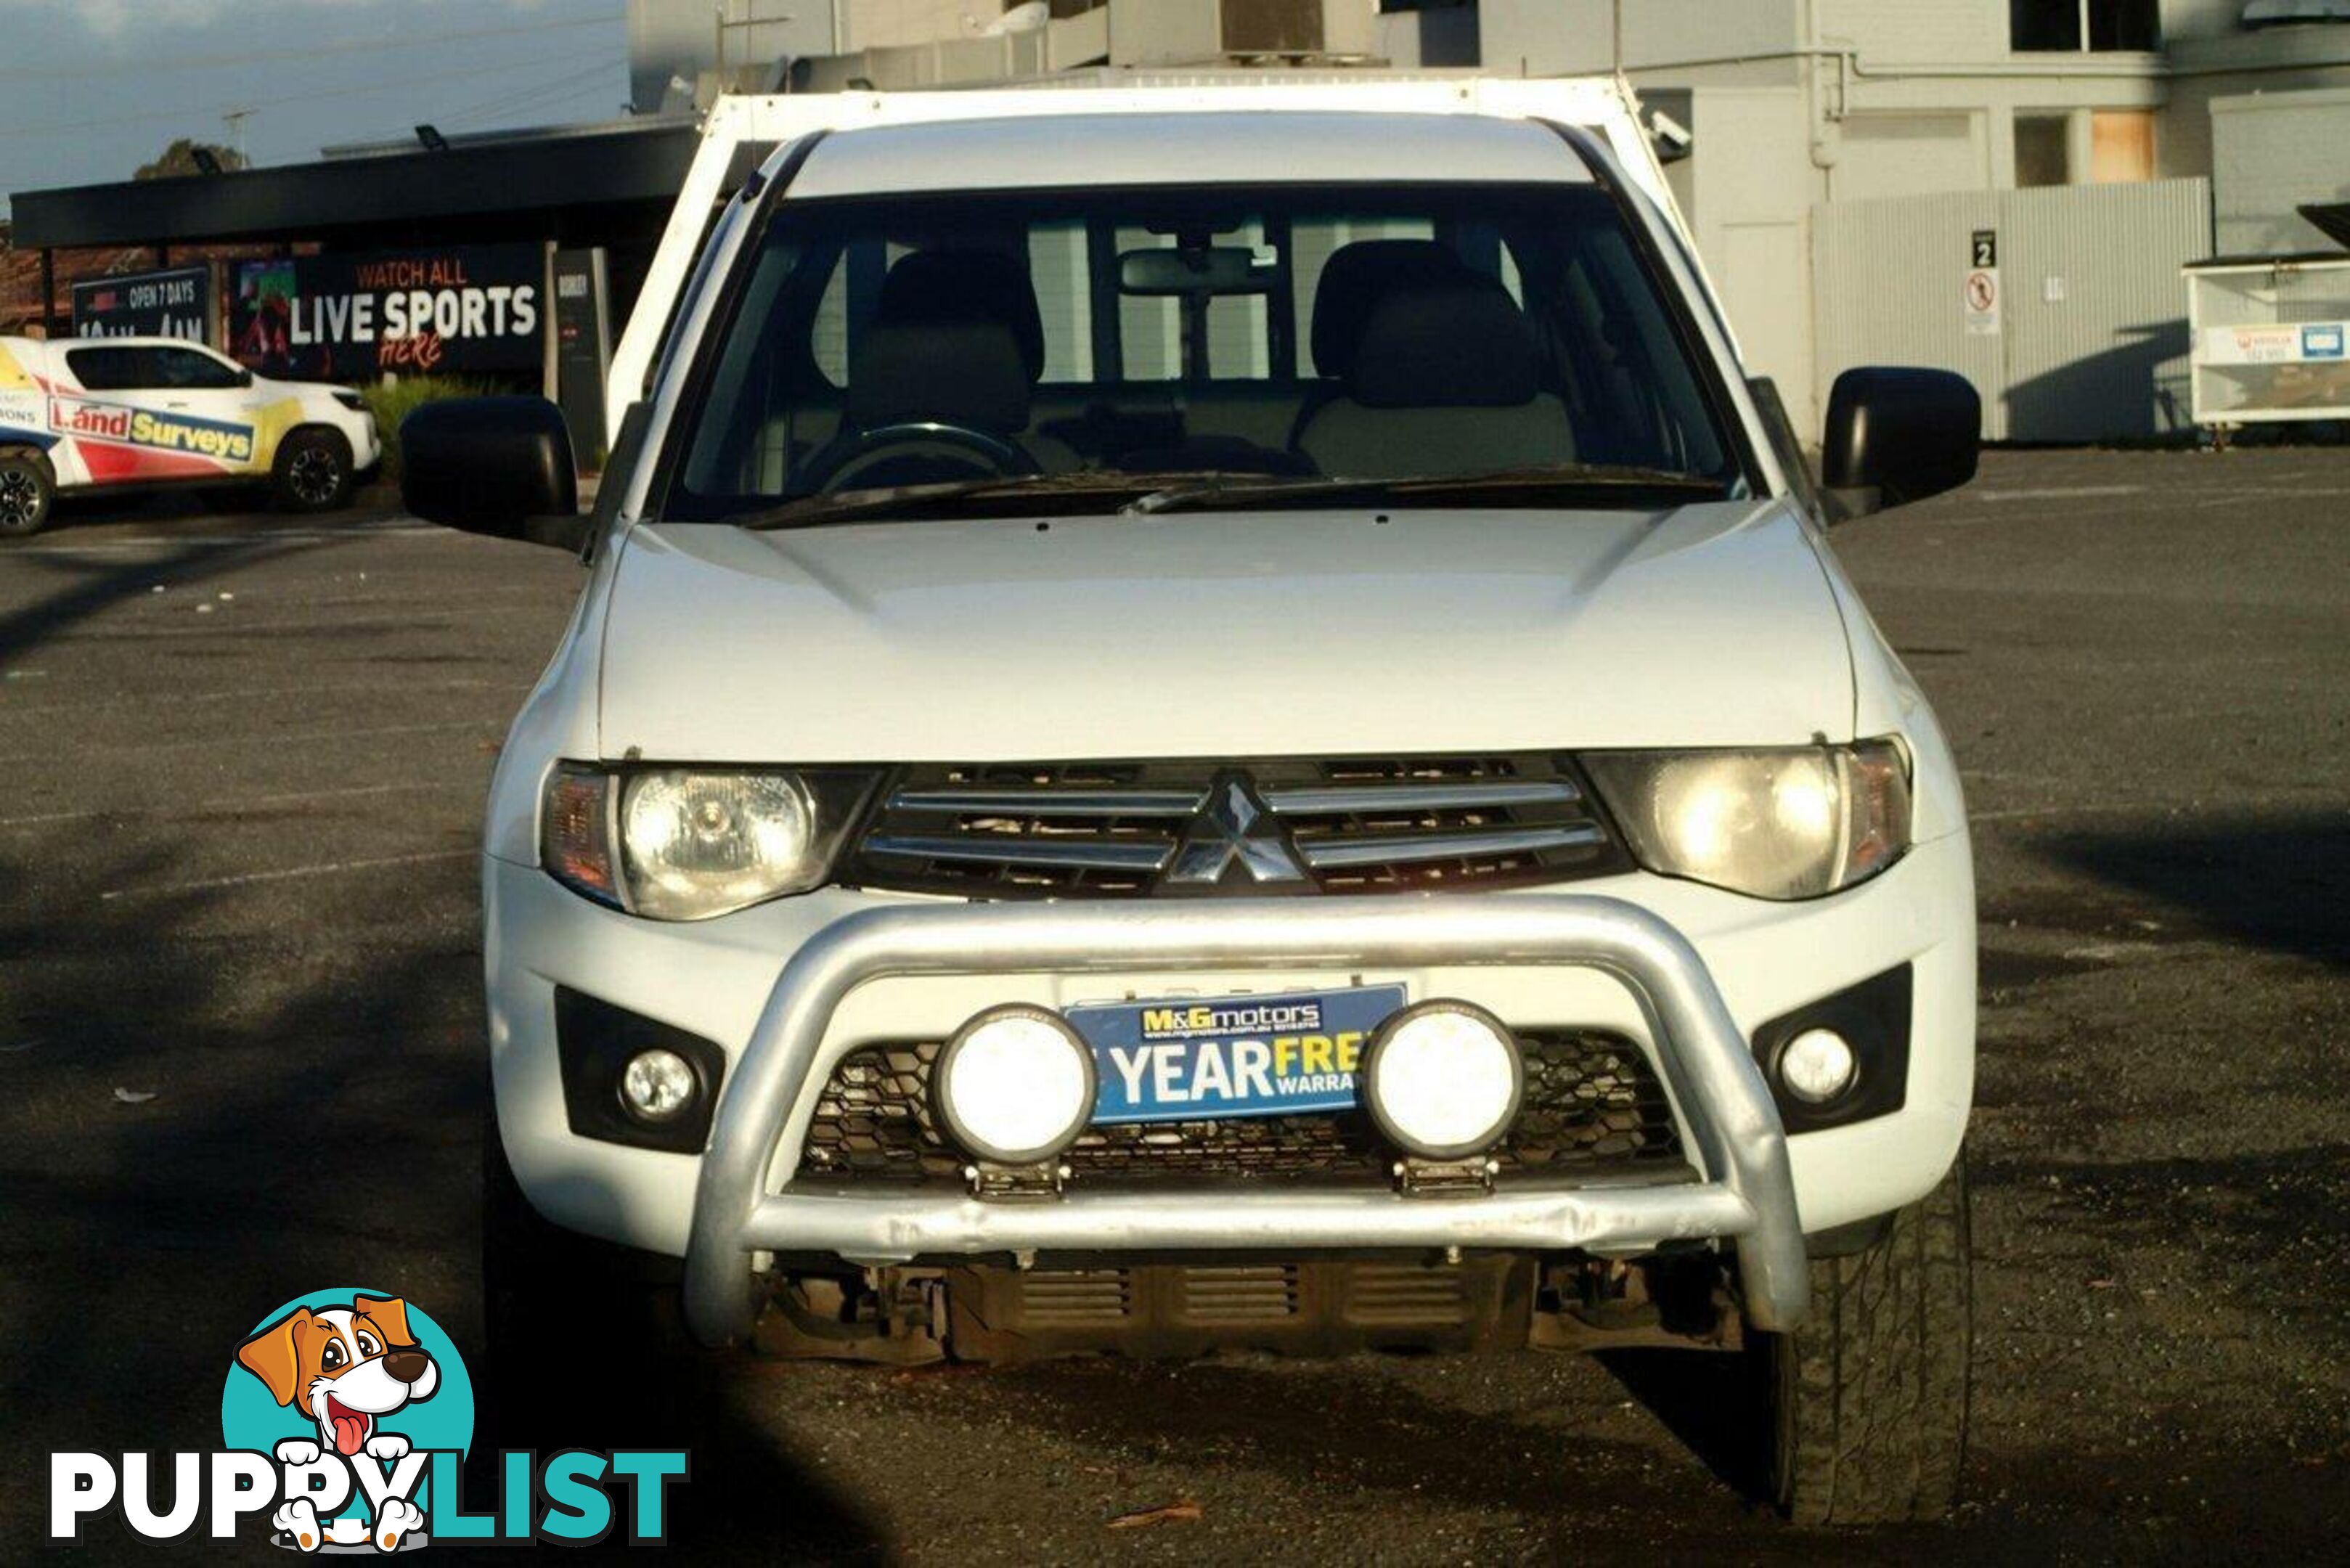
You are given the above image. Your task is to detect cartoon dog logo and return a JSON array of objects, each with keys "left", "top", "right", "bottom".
[{"left": 235, "top": 1294, "right": 438, "bottom": 1552}]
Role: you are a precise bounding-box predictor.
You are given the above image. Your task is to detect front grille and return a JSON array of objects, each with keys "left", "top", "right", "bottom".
[
  {"left": 839, "top": 754, "right": 1628, "bottom": 899},
  {"left": 796, "top": 1028, "right": 1681, "bottom": 1185}
]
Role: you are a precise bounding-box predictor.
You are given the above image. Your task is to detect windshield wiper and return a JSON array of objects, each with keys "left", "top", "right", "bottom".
[
  {"left": 1123, "top": 463, "right": 1735, "bottom": 516},
  {"left": 727, "top": 470, "right": 1288, "bottom": 531}
]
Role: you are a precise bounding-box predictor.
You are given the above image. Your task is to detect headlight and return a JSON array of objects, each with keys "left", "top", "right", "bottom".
[
  {"left": 331, "top": 388, "right": 366, "bottom": 411},
  {"left": 539, "top": 764, "right": 873, "bottom": 920},
  {"left": 1584, "top": 740, "right": 1911, "bottom": 900}
]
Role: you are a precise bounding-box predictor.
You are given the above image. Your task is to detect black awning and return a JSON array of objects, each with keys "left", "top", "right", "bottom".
[{"left": 9, "top": 120, "right": 702, "bottom": 250}]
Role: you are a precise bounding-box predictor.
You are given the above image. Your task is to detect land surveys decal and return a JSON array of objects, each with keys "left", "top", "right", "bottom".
[
  {"left": 50, "top": 1286, "right": 688, "bottom": 1551},
  {"left": 49, "top": 395, "right": 256, "bottom": 464}
]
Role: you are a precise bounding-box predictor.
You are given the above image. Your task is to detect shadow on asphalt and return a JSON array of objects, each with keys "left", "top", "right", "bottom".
[
  {"left": 0, "top": 522, "right": 361, "bottom": 665},
  {"left": 2033, "top": 808, "right": 2348, "bottom": 970},
  {"left": 0, "top": 534, "right": 884, "bottom": 1562},
  {"left": 969, "top": 1350, "right": 1783, "bottom": 1530},
  {"left": 0, "top": 833, "right": 884, "bottom": 1563},
  {"left": 1596, "top": 1346, "right": 1773, "bottom": 1506}
]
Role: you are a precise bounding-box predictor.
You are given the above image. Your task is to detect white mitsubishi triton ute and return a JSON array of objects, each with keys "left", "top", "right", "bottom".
[{"left": 403, "top": 96, "right": 1983, "bottom": 1525}]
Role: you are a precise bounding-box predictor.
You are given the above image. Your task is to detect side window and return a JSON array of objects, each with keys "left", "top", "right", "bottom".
[
  {"left": 1545, "top": 224, "right": 1729, "bottom": 476},
  {"left": 65, "top": 346, "right": 153, "bottom": 392},
  {"left": 152, "top": 348, "right": 246, "bottom": 390}
]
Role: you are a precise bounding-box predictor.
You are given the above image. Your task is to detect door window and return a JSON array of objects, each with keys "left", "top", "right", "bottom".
[
  {"left": 65, "top": 346, "right": 155, "bottom": 391},
  {"left": 150, "top": 346, "right": 248, "bottom": 390}
]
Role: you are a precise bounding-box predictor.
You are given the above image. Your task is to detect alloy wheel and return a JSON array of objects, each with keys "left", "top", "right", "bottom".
[
  {"left": 0, "top": 470, "right": 39, "bottom": 530},
  {"left": 289, "top": 446, "right": 341, "bottom": 507}
]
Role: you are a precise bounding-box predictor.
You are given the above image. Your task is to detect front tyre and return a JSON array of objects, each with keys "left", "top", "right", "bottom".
[
  {"left": 272, "top": 428, "right": 353, "bottom": 513},
  {"left": 1757, "top": 1149, "right": 1972, "bottom": 1524},
  {"left": 0, "top": 452, "right": 54, "bottom": 537}
]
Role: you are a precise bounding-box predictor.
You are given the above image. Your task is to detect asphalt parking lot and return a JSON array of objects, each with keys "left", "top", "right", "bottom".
[{"left": 1, "top": 447, "right": 2345, "bottom": 1562}]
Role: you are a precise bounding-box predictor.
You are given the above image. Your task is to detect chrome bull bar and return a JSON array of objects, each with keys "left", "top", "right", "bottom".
[{"left": 683, "top": 894, "right": 1808, "bottom": 1346}]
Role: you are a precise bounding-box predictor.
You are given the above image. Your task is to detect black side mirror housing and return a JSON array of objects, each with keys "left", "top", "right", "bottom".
[
  {"left": 1819, "top": 367, "right": 1980, "bottom": 518},
  {"left": 401, "top": 396, "right": 584, "bottom": 550}
]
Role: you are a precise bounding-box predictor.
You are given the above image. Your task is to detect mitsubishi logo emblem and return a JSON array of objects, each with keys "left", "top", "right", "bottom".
[{"left": 1166, "top": 774, "right": 1307, "bottom": 886}]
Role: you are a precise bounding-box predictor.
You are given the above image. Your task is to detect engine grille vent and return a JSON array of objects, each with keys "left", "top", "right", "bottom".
[
  {"left": 797, "top": 1028, "right": 1681, "bottom": 1186},
  {"left": 838, "top": 754, "right": 1628, "bottom": 899}
]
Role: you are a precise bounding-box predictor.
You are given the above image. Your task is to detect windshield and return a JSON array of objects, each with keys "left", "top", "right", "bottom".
[{"left": 664, "top": 181, "right": 1745, "bottom": 524}]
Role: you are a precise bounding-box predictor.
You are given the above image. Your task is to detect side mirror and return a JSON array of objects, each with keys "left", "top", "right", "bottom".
[
  {"left": 401, "top": 396, "right": 584, "bottom": 550},
  {"left": 1820, "top": 367, "right": 1979, "bottom": 518}
]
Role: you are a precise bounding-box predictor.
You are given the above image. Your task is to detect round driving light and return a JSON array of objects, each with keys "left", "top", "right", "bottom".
[
  {"left": 934, "top": 1005, "right": 1098, "bottom": 1166},
  {"left": 1776, "top": 1028, "right": 1858, "bottom": 1105},
  {"left": 1363, "top": 1000, "right": 1524, "bottom": 1161},
  {"left": 619, "top": 1048, "right": 698, "bottom": 1124}
]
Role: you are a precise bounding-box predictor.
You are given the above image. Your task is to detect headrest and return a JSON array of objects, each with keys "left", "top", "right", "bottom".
[
  {"left": 1348, "top": 281, "right": 1543, "bottom": 410},
  {"left": 876, "top": 249, "right": 1046, "bottom": 383},
  {"left": 1308, "top": 240, "right": 1474, "bottom": 378},
  {"left": 848, "top": 318, "right": 1031, "bottom": 434}
]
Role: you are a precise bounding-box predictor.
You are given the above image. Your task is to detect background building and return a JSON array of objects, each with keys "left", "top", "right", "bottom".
[
  {"left": 12, "top": 3, "right": 2346, "bottom": 445},
  {"left": 619, "top": 0, "right": 2349, "bottom": 438}
]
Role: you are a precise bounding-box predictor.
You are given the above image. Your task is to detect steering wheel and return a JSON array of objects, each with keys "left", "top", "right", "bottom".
[{"left": 804, "top": 421, "right": 1038, "bottom": 494}]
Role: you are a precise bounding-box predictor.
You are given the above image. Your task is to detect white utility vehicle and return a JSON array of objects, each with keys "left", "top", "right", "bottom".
[
  {"left": 403, "top": 83, "right": 1981, "bottom": 1525},
  {"left": 0, "top": 335, "right": 378, "bottom": 534}
]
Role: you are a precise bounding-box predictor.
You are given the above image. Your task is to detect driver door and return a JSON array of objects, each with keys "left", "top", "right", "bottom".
[{"left": 147, "top": 345, "right": 266, "bottom": 474}]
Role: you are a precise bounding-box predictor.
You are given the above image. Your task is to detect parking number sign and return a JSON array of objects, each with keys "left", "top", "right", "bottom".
[{"left": 1971, "top": 229, "right": 1998, "bottom": 268}]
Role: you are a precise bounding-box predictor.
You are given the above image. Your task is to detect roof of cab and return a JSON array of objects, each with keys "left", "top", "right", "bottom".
[{"left": 781, "top": 111, "right": 1594, "bottom": 200}]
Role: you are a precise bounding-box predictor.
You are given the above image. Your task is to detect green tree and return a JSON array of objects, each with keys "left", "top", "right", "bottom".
[{"left": 135, "top": 139, "right": 248, "bottom": 180}]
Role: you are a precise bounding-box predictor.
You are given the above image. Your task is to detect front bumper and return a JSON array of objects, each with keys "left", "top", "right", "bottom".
[{"left": 674, "top": 895, "right": 1807, "bottom": 1347}]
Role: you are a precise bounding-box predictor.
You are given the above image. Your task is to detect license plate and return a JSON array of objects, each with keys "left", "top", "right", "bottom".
[{"left": 1070, "top": 984, "right": 1408, "bottom": 1124}]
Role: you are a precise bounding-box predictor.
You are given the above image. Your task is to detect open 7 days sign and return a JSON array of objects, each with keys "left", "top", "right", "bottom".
[{"left": 232, "top": 245, "right": 543, "bottom": 382}]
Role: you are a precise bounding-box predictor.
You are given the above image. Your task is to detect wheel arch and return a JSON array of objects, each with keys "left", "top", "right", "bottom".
[
  {"left": 272, "top": 421, "right": 355, "bottom": 464},
  {"left": 0, "top": 442, "right": 57, "bottom": 478}
]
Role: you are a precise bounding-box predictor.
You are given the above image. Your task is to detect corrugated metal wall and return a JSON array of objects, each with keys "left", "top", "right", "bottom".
[{"left": 1812, "top": 178, "right": 2211, "bottom": 441}]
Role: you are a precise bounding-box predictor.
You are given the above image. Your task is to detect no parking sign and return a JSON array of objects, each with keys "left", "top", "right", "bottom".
[{"left": 1964, "top": 266, "right": 2002, "bottom": 335}]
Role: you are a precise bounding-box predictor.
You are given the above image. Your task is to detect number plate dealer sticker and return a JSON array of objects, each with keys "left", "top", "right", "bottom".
[{"left": 1070, "top": 984, "right": 1407, "bottom": 1124}]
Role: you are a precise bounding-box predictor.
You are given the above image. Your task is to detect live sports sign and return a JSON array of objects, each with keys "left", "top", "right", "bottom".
[{"left": 231, "top": 245, "right": 544, "bottom": 381}]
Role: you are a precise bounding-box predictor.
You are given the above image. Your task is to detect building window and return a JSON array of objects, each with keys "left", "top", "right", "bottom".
[
  {"left": 1223, "top": 0, "right": 1322, "bottom": 54},
  {"left": 2089, "top": 110, "right": 2155, "bottom": 182},
  {"left": 2015, "top": 114, "right": 2070, "bottom": 187},
  {"left": 2011, "top": 1, "right": 2160, "bottom": 52}
]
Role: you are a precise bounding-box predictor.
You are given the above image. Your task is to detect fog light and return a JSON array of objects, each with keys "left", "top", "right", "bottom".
[
  {"left": 934, "top": 1005, "right": 1097, "bottom": 1165},
  {"left": 1363, "top": 1000, "right": 1523, "bottom": 1161},
  {"left": 619, "top": 1048, "right": 698, "bottom": 1123},
  {"left": 1776, "top": 1027, "right": 1858, "bottom": 1104}
]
